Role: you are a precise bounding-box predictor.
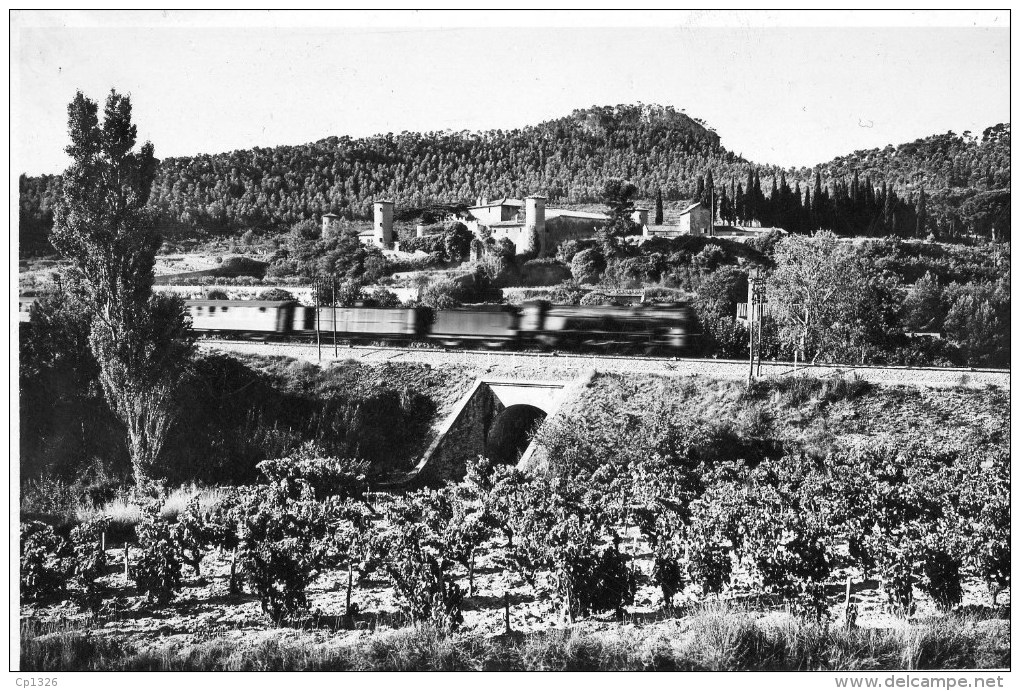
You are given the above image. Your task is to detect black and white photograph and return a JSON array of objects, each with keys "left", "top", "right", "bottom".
[{"left": 11, "top": 9, "right": 1011, "bottom": 679}]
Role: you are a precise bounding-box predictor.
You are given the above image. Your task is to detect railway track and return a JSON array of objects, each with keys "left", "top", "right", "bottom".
[{"left": 197, "top": 337, "right": 1011, "bottom": 389}]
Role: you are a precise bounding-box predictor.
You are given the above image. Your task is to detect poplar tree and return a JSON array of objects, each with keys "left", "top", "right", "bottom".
[{"left": 50, "top": 89, "right": 194, "bottom": 490}]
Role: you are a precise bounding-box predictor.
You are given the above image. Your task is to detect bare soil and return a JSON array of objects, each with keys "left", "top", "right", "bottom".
[{"left": 21, "top": 526, "right": 1009, "bottom": 661}]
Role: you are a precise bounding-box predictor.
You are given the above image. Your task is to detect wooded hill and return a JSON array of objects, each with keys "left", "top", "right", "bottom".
[{"left": 18, "top": 105, "right": 1010, "bottom": 252}]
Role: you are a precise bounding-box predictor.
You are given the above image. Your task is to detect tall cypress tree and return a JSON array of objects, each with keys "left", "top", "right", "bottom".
[
  {"left": 745, "top": 168, "right": 756, "bottom": 224},
  {"left": 753, "top": 170, "right": 764, "bottom": 225},
  {"left": 915, "top": 188, "right": 928, "bottom": 238},
  {"left": 812, "top": 170, "right": 825, "bottom": 229},
  {"left": 704, "top": 168, "right": 715, "bottom": 219},
  {"left": 654, "top": 188, "right": 663, "bottom": 225},
  {"left": 730, "top": 179, "right": 737, "bottom": 224},
  {"left": 802, "top": 186, "right": 812, "bottom": 232}
]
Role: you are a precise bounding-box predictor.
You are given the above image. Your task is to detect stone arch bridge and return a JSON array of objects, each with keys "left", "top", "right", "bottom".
[{"left": 402, "top": 376, "right": 589, "bottom": 485}]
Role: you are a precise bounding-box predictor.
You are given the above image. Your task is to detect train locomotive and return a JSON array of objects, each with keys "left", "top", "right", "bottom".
[{"left": 21, "top": 295, "right": 697, "bottom": 354}]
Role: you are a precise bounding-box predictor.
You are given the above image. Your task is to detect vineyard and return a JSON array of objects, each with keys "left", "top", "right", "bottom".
[{"left": 20, "top": 372, "right": 1009, "bottom": 671}]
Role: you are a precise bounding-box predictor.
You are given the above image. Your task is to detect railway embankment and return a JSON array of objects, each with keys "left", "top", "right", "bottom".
[
  {"left": 199, "top": 339, "right": 1010, "bottom": 390},
  {"left": 198, "top": 348, "right": 1007, "bottom": 487}
]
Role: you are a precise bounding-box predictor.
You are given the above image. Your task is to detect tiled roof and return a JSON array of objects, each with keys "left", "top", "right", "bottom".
[
  {"left": 469, "top": 197, "right": 523, "bottom": 209},
  {"left": 546, "top": 209, "right": 609, "bottom": 221}
]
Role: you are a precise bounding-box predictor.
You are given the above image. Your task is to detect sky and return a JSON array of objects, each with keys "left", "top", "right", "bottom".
[{"left": 12, "top": 11, "right": 1010, "bottom": 176}]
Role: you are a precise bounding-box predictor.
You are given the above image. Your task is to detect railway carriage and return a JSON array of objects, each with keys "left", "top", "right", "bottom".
[
  {"left": 428, "top": 306, "right": 519, "bottom": 348},
  {"left": 297, "top": 306, "right": 428, "bottom": 342},
  {"left": 21, "top": 294, "right": 697, "bottom": 354},
  {"left": 185, "top": 299, "right": 295, "bottom": 335}
]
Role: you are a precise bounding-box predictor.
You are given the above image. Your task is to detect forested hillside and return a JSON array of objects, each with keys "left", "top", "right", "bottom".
[
  {"left": 797, "top": 123, "right": 1010, "bottom": 239},
  {"left": 18, "top": 105, "right": 1010, "bottom": 253}
]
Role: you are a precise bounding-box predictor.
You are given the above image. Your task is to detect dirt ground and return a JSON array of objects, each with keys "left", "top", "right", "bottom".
[{"left": 20, "top": 523, "right": 1010, "bottom": 660}]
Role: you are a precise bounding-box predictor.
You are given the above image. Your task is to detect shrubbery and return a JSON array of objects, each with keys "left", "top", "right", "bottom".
[
  {"left": 230, "top": 446, "right": 371, "bottom": 623},
  {"left": 133, "top": 506, "right": 184, "bottom": 605},
  {"left": 68, "top": 518, "right": 111, "bottom": 610},
  {"left": 257, "top": 288, "right": 295, "bottom": 302},
  {"left": 570, "top": 248, "right": 605, "bottom": 284},
  {"left": 400, "top": 223, "right": 473, "bottom": 263},
  {"left": 20, "top": 521, "right": 69, "bottom": 602},
  {"left": 374, "top": 490, "right": 465, "bottom": 630},
  {"left": 18, "top": 381, "right": 1007, "bottom": 631},
  {"left": 217, "top": 256, "right": 267, "bottom": 278}
]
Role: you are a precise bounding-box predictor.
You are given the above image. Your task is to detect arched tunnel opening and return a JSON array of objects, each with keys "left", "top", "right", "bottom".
[{"left": 484, "top": 404, "right": 548, "bottom": 466}]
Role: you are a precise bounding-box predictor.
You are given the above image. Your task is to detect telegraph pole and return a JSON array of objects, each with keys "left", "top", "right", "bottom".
[
  {"left": 314, "top": 274, "right": 321, "bottom": 362},
  {"left": 747, "top": 269, "right": 766, "bottom": 385},
  {"left": 750, "top": 267, "right": 758, "bottom": 385}
]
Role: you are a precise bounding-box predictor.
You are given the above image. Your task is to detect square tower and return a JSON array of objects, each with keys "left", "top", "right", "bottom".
[{"left": 374, "top": 200, "right": 394, "bottom": 248}]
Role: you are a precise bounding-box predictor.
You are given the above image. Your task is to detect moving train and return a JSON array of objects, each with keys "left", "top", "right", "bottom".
[{"left": 19, "top": 295, "right": 698, "bottom": 354}]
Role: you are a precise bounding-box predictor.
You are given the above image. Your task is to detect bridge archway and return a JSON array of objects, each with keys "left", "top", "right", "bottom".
[
  {"left": 407, "top": 376, "right": 592, "bottom": 485},
  {"left": 484, "top": 404, "right": 547, "bottom": 466}
]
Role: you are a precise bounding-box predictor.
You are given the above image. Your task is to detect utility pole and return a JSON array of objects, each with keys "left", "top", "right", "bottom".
[
  {"left": 314, "top": 274, "right": 321, "bottom": 362},
  {"left": 332, "top": 276, "right": 338, "bottom": 358},
  {"left": 748, "top": 269, "right": 756, "bottom": 386},
  {"left": 747, "top": 269, "right": 767, "bottom": 385}
]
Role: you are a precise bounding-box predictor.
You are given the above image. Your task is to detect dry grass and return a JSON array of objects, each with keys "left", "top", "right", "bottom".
[
  {"left": 20, "top": 605, "right": 1009, "bottom": 671},
  {"left": 74, "top": 484, "right": 230, "bottom": 529}
]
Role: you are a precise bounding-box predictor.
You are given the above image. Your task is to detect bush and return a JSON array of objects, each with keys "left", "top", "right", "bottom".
[
  {"left": 133, "top": 505, "right": 184, "bottom": 605},
  {"left": 918, "top": 543, "right": 964, "bottom": 611},
  {"left": 68, "top": 518, "right": 111, "bottom": 610},
  {"left": 419, "top": 278, "right": 463, "bottom": 310},
  {"left": 578, "top": 291, "right": 616, "bottom": 306},
  {"left": 571, "top": 248, "right": 605, "bottom": 284},
  {"left": 20, "top": 521, "right": 70, "bottom": 602},
  {"left": 443, "top": 223, "right": 473, "bottom": 263},
  {"left": 364, "top": 287, "right": 400, "bottom": 308},
  {"left": 375, "top": 490, "right": 465, "bottom": 631},
  {"left": 217, "top": 256, "right": 267, "bottom": 278},
  {"left": 335, "top": 280, "right": 364, "bottom": 307},
  {"left": 233, "top": 448, "right": 371, "bottom": 623},
  {"left": 205, "top": 289, "right": 229, "bottom": 300},
  {"left": 257, "top": 288, "right": 295, "bottom": 302},
  {"left": 942, "top": 280, "right": 1009, "bottom": 367},
  {"left": 400, "top": 233, "right": 446, "bottom": 257},
  {"left": 521, "top": 258, "right": 571, "bottom": 287},
  {"left": 693, "top": 244, "right": 727, "bottom": 273},
  {"left": 177, "top": 495, "right": 217, "bottom": 577},
  {"left": 555, "top": 239, "right": 586, "bottom": 264}
]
